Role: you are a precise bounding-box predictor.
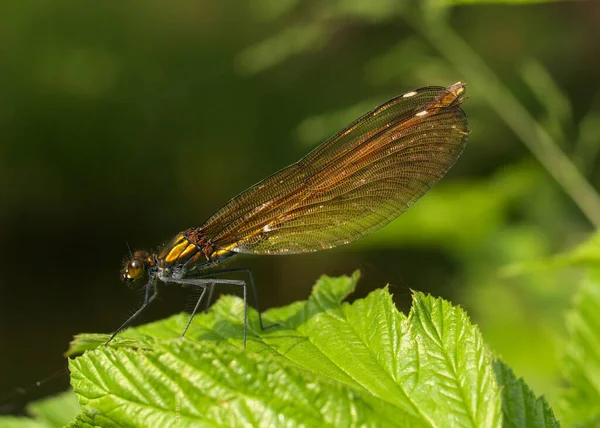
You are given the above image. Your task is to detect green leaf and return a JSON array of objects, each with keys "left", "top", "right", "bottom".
[
  {"left": 0, "top": 390, "right": 80, "bottom": 428},
  {"left": 559, "top": 270, "right": 600, "bottom": 426},
  {"left": 494, "top": 361, "right": 558, "bottom": 427},
  {"left": 404, "top": 293, "right": 501, "bottom": 426},
  {"left": 70, "top": 341, "right": 411, "bottom": 427},
  {"left": 65, "top": 412, "right": 116, "bottom": 428},
  {"left": 66, "top": 273, "right": 557, "bottom": 426}
]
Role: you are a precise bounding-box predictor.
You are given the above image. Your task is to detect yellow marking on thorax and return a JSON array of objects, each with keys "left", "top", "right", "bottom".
[
  {"left": 159, "top": 233, "right": 185, "bottom": 258},
  {"left": 179, "top": 243, "right": 198, "bottom": 259},
  {"left": 164, "top": 236, "right": 192, "bottom": 263}
]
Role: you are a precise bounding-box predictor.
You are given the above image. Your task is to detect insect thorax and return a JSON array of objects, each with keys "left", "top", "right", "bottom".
[{"left": 157, "top": 231, "right": 236, "bottom": 275}]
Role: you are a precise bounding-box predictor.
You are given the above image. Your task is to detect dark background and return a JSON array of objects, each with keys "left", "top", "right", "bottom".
[{"left": 1, "top": 0, "right": 599, "bottom": 413}]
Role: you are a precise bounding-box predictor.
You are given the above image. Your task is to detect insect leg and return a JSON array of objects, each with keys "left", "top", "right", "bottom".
[
  {"left": 186, "top": 268, "right": 269, "bottom": 330},
  {"left": 106, "top": 278, "right": 158, "bottom": 345},
  {"left": 164, "top": 277, "right": 248, "bottom": 348},
  {"left": 181, "top": 282, "right": 208, "bottom": 339}
]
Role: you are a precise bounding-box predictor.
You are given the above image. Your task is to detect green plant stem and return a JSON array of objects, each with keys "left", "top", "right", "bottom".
[{"left": 415, "top": 16, "right": 600, "bottom": 229}]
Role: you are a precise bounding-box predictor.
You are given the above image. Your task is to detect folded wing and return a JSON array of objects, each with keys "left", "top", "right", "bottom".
[{"left": 195, "top": 83, "right": 468, "bottom": 255}]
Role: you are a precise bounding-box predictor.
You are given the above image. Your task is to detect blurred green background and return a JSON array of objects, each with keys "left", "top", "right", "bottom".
[{"left": 1, "top": 0, "right": 599, "bottom": 417}]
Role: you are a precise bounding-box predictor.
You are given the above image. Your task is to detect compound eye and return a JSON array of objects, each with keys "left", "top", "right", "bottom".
[{"left": 126, "top": 258, "right": 145, "bottom": 280}]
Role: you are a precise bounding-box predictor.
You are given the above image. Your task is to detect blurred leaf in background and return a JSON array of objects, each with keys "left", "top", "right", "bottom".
[{"left": 0, "top": 391, "right": 79, "bottom": 428}]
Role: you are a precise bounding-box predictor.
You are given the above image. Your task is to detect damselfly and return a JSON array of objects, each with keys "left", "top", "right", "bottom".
[{"left": 115, "top": 82, "right": 469, "bottom": 347}]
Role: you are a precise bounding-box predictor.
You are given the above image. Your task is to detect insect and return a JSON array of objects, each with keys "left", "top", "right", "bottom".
[{"left": 115, "top": 81, "right": 469, "bottom": 347}]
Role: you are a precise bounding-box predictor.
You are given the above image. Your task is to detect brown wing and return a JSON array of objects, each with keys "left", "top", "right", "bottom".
[{"left": 192, "top": 82, "right": 468, "bottom": 255}]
